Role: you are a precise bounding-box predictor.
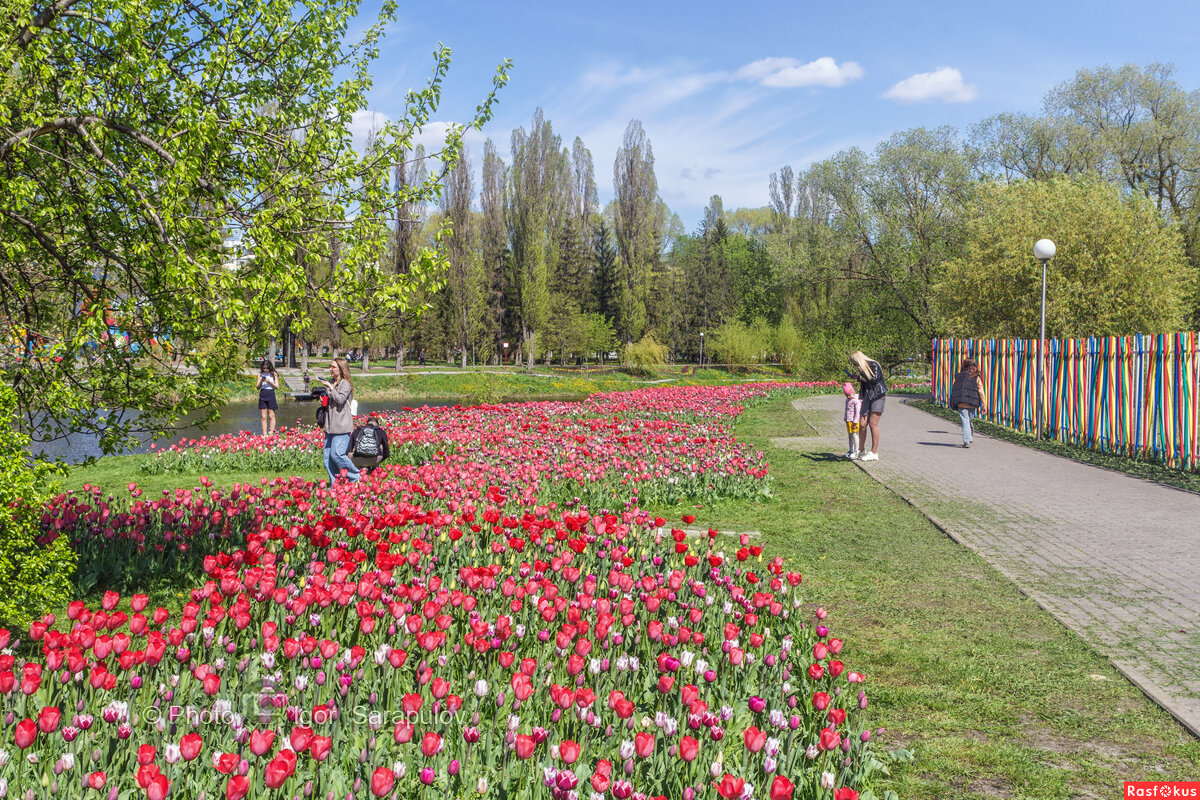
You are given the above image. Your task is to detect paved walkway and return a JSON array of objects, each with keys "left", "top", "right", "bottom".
[{"left": 794, "top": 394, "right": 1200, "bottom": 736}]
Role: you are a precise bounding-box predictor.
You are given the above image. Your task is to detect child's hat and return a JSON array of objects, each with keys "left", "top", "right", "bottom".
[{"left": 842, "top": 382, "right": 855, "bottom": 396}]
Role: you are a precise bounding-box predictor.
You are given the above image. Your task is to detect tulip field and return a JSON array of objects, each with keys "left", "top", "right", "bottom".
[{"left": 9, "top": 384, "right": 899, "bottom": 800}]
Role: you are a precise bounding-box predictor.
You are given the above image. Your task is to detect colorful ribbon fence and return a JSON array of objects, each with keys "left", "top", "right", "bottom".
[{"left": 932, "top": 333, "right": 1200, "bottom": 471}]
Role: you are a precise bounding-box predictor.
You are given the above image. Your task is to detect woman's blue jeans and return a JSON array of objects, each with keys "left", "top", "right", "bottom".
[
  {"left": 958, "top": 408, "right": 974, "bottom": 444},
  {"left": 323, "top": 433, "right": 360, "bottom": 484}
]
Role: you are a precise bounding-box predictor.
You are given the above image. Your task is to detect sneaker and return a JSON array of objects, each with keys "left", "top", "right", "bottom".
[
  {"left": 860, "top": 452, "right": 879, "bottom": 462},
  {"left": 961, "top": 442, "right": 970, "bottom": 449},
  {"left": 845, "top": 450, "right": 858, "bottom": 459}
]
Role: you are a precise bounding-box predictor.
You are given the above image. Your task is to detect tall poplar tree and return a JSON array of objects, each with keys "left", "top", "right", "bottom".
[
  {"left": 612, "top": 120, "right": 663, "bottom": 341},
  {"left": 480, "top": 139, "right": 508, "bottom": 363},
  {"left": 506, "top": 109, "right": 566, "bottom": 368},
  {"left": 441, "top": 146, "right": 482, "bottom": 367}
]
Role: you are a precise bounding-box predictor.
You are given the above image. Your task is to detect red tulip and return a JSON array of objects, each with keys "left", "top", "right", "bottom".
[
  {"left": 37, "top": 706, "right": 61, "bottom": 733},
  {"left": 743, "top": 726, "right": 766, "bottom": 753},
  {"left": 634, "top": 731, "right": 655, "bottom": 758},
  {"left": 559, "top": 739, "right": 581, "bottom": 765},
  {"left": 249, "top": 729, "right": 275, "bottom": 757},
  {"left": 310, "top": 735, "right": 333, "bottom": 761},
  {"left": 87, "top": 772, "right": 107, "bottom": 791},
  {"left": 214, "top": 753, "right": 239, "bottom": 774},
  {"left": 264, "top": 755, "right": 292, "bottom": 789},
  {"left": 14, "top": 718, "right": 36, "bottom": 749},
  {"left": 290, "top": 726, "right": 313, "bottom": 752},
  {"left": 137, "top": 744, "right": 156, "bottom": 766},
  {"left": 819, "top": 727, "right": 842, "bottom": 751},
  {"left": 834, "top": 789, "right": 859, "bottom": 800},
  {"left": 394, "top": 719, "right": 414, "bottom": 744},
  {"left": 145, "top": 772, "right": 170, "bottom": 800},
  {"left": 225, "top": 775, "right": 250, "bottom": 800},
  {"left": 714, "top": 775, "right": 745, "bottom": 799},
  {"left": 401, "top": 693, "right": 423, "bottom": 716},
  {"left": 812, "top": 692, "right": 830, "bottom": 710},
  {"left": 770, "top": 776, "right": 794, "bottom": 800},
  {"left": 678, "top": 735, "right": 699, "bottom": 762},
  {"left": 370, "top": 766, "right": 395, "bottom": 797},
  {"left": 179, "top": 732, "right": 203, "bottom": 761},
  {"left": 515, "top": 734, "right": 536, "bottom": 759},
  {"left": 420, "top": 731, "right": 443, "bottom": 758}
]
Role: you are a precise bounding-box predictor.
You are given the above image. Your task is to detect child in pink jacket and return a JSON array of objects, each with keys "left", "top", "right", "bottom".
[{"left": 843, "top": 382, "right": 862, "bottom": 459}]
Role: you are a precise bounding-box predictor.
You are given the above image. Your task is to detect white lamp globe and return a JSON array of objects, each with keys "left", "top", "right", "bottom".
[{"left": 1033, "top": 239, "right": 1056, "bottom": 261}]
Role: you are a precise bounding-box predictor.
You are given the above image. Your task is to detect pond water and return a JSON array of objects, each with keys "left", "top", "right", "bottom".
[{"left": 33, "top": 398, "right": 474, "bottom": 464}]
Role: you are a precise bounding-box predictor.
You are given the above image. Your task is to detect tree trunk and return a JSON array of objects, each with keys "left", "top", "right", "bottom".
[{"left": 361, "top": 338, "right": 370, "bottom": 373}]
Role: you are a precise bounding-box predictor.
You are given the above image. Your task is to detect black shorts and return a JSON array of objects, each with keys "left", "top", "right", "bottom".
[
  {"left": 863, "top": 396, "right": 886, "bottom": 415},
  {"left": 258, "top": 393, "right": 278, "bottom": 411}
]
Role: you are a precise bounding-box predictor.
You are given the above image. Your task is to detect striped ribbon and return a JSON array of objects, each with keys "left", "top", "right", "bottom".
[{"left": 931, "top": 333, "right": 1200, "bottom": 471}]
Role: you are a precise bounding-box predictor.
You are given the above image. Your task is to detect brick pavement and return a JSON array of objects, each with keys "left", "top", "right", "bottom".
[{"left": 794, "top": 393, "right": 1200, "bottom": 737}]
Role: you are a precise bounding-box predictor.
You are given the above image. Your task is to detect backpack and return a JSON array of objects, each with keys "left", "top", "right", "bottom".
[
  {"left": 315, "top": 393, "right": 329, "bottom": 429},
  {"left": 354, "top": 425, "right": 380, "bottom": 457}
]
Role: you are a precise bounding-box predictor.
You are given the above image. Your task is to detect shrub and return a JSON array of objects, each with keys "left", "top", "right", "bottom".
[
  {"left": 775, "top": 317, "right": 803, "bottom": 374},
  {"left": 621, "top": 333, "right": 668, "bottom": 376},
  {"left": 711, "top": 320, "right": 760, "bottom": 372},
  {"left": 0, "top": 384, "right": 74, "bottom": 630}
]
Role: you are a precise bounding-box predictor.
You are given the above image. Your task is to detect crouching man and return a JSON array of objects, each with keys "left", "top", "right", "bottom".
[{"left": 348, "top": 412, "right": 390, "bottom": 474}]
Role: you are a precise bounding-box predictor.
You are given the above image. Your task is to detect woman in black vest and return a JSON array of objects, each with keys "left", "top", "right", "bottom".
[{"left": 949, "top": 358, "right": 986, "bottom": 448}]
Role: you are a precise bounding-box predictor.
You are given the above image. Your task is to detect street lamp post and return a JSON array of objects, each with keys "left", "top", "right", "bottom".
[
  {"left": 502, "top": 342, "right": 508, "bottom": 367},
  {"left": 699, "top": 332, "right": 705, "bottom": 368},
  {"left": 1033, "top": 238, "right": 1056, "bottom": 440}
]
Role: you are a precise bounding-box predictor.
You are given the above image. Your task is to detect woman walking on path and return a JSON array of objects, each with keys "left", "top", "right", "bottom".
[
  {"left": 850, "top": 350, "right": 887, "bottom": 461},
  {"left": 949, "top": 358, "right": 986, "bottom": 448},
  {"left": 316, "top": 358, "right": 360, "bottom": 485},
  {"left": 256, "top": 360, "right": 279, "bottom": 436}
]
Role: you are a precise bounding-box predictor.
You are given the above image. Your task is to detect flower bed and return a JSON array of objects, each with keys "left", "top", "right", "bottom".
[{"left": 14, "top": 384, "right": 897, "bottom": 800}]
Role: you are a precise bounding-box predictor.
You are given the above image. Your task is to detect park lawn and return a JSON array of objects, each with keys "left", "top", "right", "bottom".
[
  {"left": 64, "top": 453, "right": 326, "bottom": 497},
  {"left": 644, "top": 393, "right": 1200, "bottom": 800},
  {"left": 224, "top": 366, "right": 802, "bottom": 403}
]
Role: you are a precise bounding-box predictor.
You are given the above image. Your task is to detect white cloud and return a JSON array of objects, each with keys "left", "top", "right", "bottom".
[
  {"left": 882, "top": 67, "right": 978, "bottom": 103},
  {"left": 736, "top": 56, "right": 863, "bottom": 88}
]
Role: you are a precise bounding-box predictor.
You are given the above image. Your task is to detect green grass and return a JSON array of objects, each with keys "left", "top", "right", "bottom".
[
  {"left": 911, "top": 399, "right": 1200, "bottom": 495},
  {"left": 64, "top": 453, "right": 325, "bottom": 497},
  {"left": 225, "top": 366, "right": 812, "bottom": 403},
  {"left": 644, "top": 394, "right": 1200, "bottom": 800}
]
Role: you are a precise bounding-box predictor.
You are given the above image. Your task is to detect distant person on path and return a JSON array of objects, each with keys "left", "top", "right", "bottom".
[
  {"left": 350, "top": 412, "right": 391, "bottom": 475},
  {"left": 842, "top": 382, "right": 862, "bottom": 459},
  {"left": 850, "top": 350, "right": 887, "bottom": 461},
  {"left": 949, "top": 358, "right": 986, "bottom": 448},
  {"left": 256, "top": 360, "right": 279, "bottom": 436},
  {"left": 315, "top": 358, "right": 360, "bottom": 485}
]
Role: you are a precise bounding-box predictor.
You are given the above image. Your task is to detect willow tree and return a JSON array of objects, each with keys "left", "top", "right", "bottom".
[{"left": 1, "top": 0, "right": 509, "bottom": 453}]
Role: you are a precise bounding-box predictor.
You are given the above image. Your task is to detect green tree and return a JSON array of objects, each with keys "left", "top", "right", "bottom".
[
  {"left": 441, "top": 146, "right": 483, "bottom": 367},
  {"left": 937, "top": 176, "right": 1194, "bottom": 337},
  {"left": 1, "top": 0, "right": 510, "bottom": 451},
  {"left": 506, "top": 109, "right": 566, "bottom": 369},
  {"left": 612, "top": 120, "right": 663, "bottom": 341},
  {"left": 0, "top": 385, "right": 72, "bottom": 629}
]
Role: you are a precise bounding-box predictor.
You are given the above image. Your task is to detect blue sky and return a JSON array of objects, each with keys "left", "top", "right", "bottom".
[{"left": 351, "top": 0, "right": 1200, "bottom": 231}]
